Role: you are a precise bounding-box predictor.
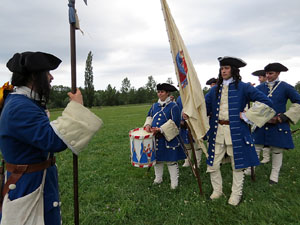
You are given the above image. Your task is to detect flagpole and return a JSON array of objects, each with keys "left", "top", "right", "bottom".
[
  {"left": 186, "top": 122, "right": 203, "bottom": 195},
  {"left": 69, "top": 0, "right": 79, "bottom": 224}
]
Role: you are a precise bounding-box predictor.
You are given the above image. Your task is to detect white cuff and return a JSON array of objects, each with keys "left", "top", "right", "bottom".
[
  {"left": 284, "top": 103, "right": 300, "bottom": 125},
  {"left": 160, "top": 119, "right": 179, "bottom": 141},
  {"left": 245, "top": 101, "right": 276, "bottom": 128},
  {"left": 50, "top": 101, "right": 103, "bottom": 155}
]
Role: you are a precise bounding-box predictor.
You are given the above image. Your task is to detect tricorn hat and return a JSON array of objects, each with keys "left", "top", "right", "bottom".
[
  {"left": 264, "top": 63, "right": 288, "bottom": 72},
  {"left": 206, "top": 77, "right": 217, "bottom": 85},
  {"left": 6, "top": 51, "right": 61, "bottom": 74},
  {"left": 157, "top": 83, "right": 177, "bottom": 92},
  {"left": 251, "top": 70, "right": 266, "bottom": 77},
  {"left": 218, "top": 56, "right": 247, "bottom": 68}
]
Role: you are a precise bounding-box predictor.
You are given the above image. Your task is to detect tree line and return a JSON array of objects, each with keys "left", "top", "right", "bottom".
[{"left": 48, "top": 51, "right": 300, "bottom": 109}]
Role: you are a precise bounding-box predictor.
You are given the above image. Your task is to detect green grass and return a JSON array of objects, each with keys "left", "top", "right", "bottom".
[{"left": 50, "top": 104, "right": 300, "bottom": 225}]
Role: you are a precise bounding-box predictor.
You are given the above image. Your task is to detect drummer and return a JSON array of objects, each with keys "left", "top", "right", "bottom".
[{"left": 144, "top": 83, "right": 186, "bottom": 189}]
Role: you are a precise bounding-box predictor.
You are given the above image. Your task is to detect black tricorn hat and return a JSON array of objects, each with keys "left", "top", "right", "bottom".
[
  {"left": 218, "top": 56, "right": 247, "bottom": 68},
  {"left": 157, "top": 83, "right": 177, "bottom": 92},
  {"left": 252, "top": 70, "right": 266, "bottom": 77},
  {"left": 206, "top": 78, "right": 217, "bottom": 85},
  {"left": 6, "top": 51, "right": 61, "bottom": 74},
  {"left": 264, "top": 63, "right": 288, "bottom": 72}
]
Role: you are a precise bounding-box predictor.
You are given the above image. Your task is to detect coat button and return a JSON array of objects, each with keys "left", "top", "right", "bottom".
[
  {"left": 156, "top": 122, "right": 159, "bottom": 125},
  {"left": 211, "top": 155, "right": 213, "bottom": 158},
  {"left": 173, "top": 147, "right": 176, "bottom": 150},
  {"left": 265, "top": 127, "right": 269, "bottom": 130},
  {"left": 210, "top": 161, "right": 213, "bottom": 163},
  {"left": 158, "top": 118, "right": 161, "bottom": 121},
  {"left": 279, "top": 128, "right": 282, "bottom": 131},
  {"left": 285, "top": 131, "right": 288, "bottom": 134},
  {"left": 212, "top": 149, "right": 215, "bottom": 152},
  {"left": 159, "top": 114, "right": 162, "bottom": 116},
  {"left": 53, "top": 201, "right": 59, "bottom": 207},
  {"left": 246, "top": 141, "right": 250, "bottom": 144},
  {"left": 9, "top": 184, "right": 16, "bottom": 190}
]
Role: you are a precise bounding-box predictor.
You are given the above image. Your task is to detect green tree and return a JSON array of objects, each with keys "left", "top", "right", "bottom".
[
  {"left": 145, "top": 76, "right": 157, "bottom": 103},
  {"left": 121, "top": 77, "right": 131, "bottom": 93},
  {"left": 295, "top": 81, "right": 300, "bottom": 94},
  {"left": 84, "top": 51, "right": 95, "bottom": 108},
  {"left": 120, "top": 77, "right": 131, "bottom": 105},
  {"left": 103, "top": 84, "right": 120, "bottom": 106},
  {"left": 49, "top": 85, "right": 71, "bottom": 108}
]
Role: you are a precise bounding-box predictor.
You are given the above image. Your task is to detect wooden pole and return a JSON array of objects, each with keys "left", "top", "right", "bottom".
[
  {"left": 69, "top": 1, "right": 79, "bottom": 224},
  {"left": 185, "top": 121, "right": 203, "bottom": 195}
]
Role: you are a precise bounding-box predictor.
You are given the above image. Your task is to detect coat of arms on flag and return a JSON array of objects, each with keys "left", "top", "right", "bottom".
[{"left": 176, "top": 50, "right": 188, "bottom": 89}]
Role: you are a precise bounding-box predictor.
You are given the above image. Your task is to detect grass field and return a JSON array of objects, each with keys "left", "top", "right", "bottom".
[{"left": 50, "top": 104, "right": 300, "bottom": 225}]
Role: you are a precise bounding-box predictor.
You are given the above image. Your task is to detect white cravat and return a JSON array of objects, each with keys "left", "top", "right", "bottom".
[
  {"left": 222, "top": 77, "right": 234, "bottom": 86},
  {"left": 158, "top": 96, "right": 171, "bottom": 107}
]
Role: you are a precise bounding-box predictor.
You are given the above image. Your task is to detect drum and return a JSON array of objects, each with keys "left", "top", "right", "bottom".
[{"left": 129, "top": 128, "right": 156, "bottom": 168}]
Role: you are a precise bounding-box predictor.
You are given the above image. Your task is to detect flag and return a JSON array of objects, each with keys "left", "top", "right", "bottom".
[{"left": 160, "top": 0, "right": 209, "bottom": 155}]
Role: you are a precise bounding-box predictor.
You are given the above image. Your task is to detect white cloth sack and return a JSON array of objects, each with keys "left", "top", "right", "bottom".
[{"left": 1, "top": 169, "right": 47, "bottom": 225}]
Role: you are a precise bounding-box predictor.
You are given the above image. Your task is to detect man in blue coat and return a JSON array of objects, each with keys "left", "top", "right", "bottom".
[
  {"left": 205, "top": 56, "right": 275, "bottom": 206},
  {"left": 0, "top": 51, "right": 102, "bottom": 224},
  {"left": 253, "top": 63, "right": 300, "bottom": 184}
]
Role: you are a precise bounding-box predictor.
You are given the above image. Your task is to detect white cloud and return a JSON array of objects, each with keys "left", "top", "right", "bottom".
[{"left": 0, "top": 0, "right": 299, "bottom": 91}]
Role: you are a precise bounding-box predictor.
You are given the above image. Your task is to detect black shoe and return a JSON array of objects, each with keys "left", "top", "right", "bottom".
[{"left": 269, "top": 180, "right": 278, "bottom": 185}]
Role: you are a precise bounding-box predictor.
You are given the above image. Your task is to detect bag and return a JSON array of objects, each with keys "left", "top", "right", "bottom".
[{"left": 0, "top": 169, "right": 47, "bottom": 225}]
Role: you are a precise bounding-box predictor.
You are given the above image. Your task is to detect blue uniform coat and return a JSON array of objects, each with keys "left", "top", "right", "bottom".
[
  {"left": 147, "top": 101, "right": 186, "bottom": 162},
  {"left": 0, "top": 94, "right": 67, "bottom": 225},
  {"left": 205, "top": 81, "right": 273, "bottom": 169},
  {"left": 253, "top": 81, "right": 300, "bottom": 149}
]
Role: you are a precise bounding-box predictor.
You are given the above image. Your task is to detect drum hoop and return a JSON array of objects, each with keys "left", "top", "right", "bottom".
[{"left": 129, "top": 127, "right": 153, "bottom": 139}]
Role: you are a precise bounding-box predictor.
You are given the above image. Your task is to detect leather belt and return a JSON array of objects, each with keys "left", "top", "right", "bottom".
[
  {"left": 218, "top": 120, "right": 230, "bottom": 125},
  {"left": 2, "top": 157, "right": 56, "bottom": 205}
]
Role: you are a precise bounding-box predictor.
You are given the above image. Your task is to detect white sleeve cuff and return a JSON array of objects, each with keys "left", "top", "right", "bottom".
[
  {"left": 50, "top": 101, "right": 103, "bottom": 155},
  {"left": 160, "top": 119, "right": 179, "bottom": 141}
]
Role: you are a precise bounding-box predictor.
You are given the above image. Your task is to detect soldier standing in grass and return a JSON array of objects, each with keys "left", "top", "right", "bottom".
[
  {"left": 144, "top": 83, "right": 186, "bottom": 189},
  {"left": 0, "top": 51, "right": 102, "bottom": 225},
  {"left": 176, "top": 95, "right": 202, "bottom": 168},
  {"left": 252, "top": 63, "right": 300, "bottom": 184},
  {"left": 205, "top": 56, "right": 275, "bottom": 206}
]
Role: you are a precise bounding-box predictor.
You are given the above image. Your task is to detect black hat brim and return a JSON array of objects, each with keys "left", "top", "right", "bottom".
[
  {"left": 7, "top": 51, "right": 61, "bottom": 74},
  {"left": 218, "top": 56, "right": 247, "bottom": 68},
  {"left": 157, "top": 83, "right": 178, "bottom": 92}
]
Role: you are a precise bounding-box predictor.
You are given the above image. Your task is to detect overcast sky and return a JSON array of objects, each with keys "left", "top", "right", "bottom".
[{"left": 0, "top": 0, "right": 299, "bottom": 90}]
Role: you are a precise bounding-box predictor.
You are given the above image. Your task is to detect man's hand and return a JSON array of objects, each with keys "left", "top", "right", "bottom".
[
  {"left": 151, "top": 127, "right": 161, "bottom": 135},
  {"left": 145, "top": 125, "right": 151, "bottom": 133},
  {"left": 278, "top": 113, "right": 289, "bottom": 123},
  {"left": 268, "top": 116, "right": 279, "bottom": 124},
  {"left": 182, "top": 112, "right": 189, "bottom": 120},
  {"left": 68, "top": 88, "right": 83, "bottom": 105}
]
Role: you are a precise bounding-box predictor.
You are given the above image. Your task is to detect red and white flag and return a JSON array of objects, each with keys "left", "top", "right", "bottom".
[{"left": 160, "top": 0, "right": 209, "bottom": 154}]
